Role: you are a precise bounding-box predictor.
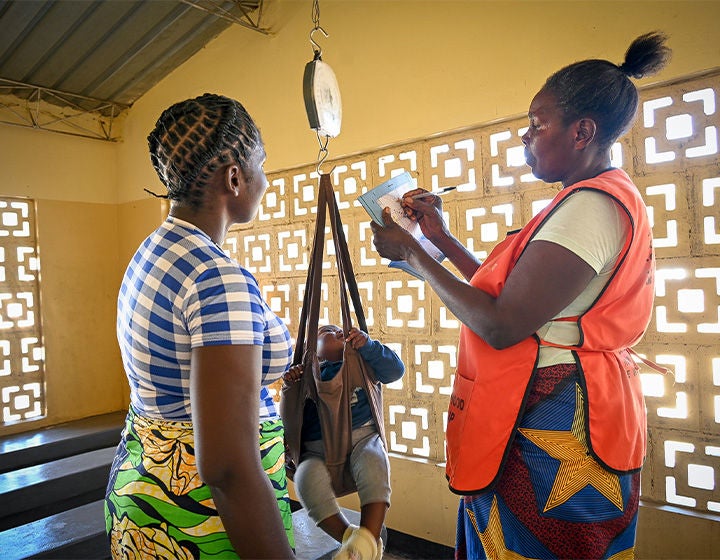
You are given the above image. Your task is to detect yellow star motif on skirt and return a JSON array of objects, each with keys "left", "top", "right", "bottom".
[
  {"left": 518, "top": 383, "right": 623, "bottom": 513},
  {"left": 467, "top": 496, "right": 536, "bottom": 560},
  {"left": 606, "top": 547, "right": 635, "bottom": 560}
]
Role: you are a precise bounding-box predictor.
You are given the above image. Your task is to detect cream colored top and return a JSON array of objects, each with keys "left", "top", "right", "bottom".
[{"left": 532, "top": 189, "right": 630, "bottom": 367}]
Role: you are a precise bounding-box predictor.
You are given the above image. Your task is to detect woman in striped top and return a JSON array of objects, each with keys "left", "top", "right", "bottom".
[{"left": 105, "top": 93, "right": 295, "bottom": 559}]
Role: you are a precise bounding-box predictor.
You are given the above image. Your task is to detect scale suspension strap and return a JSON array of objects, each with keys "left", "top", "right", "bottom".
[{"left": 279, "top": 174, "right": 385, "bottom": 497}]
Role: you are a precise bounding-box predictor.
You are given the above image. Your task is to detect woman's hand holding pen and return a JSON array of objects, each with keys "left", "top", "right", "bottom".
[{"left": 401, "top": 188, "right": 451, "bottom": 244}]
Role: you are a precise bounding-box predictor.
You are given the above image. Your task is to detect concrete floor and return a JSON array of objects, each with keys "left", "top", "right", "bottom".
[{"left": 293, "top": 508, "right": 409, "bottom": 560}]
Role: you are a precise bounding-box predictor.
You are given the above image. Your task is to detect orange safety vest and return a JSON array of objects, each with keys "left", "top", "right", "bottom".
[{"left": 445, "top": 168, "right": 654, "bottom": 495}]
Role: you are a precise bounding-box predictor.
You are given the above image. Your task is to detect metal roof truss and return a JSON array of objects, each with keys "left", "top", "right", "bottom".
[{"left": 0, "top": 78, "right": 129, "bottom": 141}]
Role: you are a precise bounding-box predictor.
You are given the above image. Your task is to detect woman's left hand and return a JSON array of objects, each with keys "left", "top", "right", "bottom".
[{"left": 370, "top": 207, "right": 420, "bottom": 261}]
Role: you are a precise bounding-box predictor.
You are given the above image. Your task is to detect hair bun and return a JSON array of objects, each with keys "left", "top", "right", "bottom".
[{"left": 619, "top": 31, "right": 672, "bottom": 79}]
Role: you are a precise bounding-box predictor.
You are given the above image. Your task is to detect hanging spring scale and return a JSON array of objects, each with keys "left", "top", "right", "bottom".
[{"left": 303, "top": 26, "right": 342, "bottom": 153}]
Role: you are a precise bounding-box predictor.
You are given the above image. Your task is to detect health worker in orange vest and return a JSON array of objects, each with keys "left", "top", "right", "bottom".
[{"left": 371, "top": 32, "right": 671, "bottom": 559}]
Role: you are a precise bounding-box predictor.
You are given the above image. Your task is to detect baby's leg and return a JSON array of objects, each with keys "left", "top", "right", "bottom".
[
  {"left": 350, "top": 430, "right": 391, "bottom": 540},
  {"left": 295, "top": 454, "right": 351, "bottom": 542}
]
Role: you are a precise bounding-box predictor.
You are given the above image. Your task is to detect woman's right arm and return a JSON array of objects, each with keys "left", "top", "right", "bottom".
[
  {"left": 190, "top": 343, "right": 294, "bottom": 559},
  {"left": 372, "top": 207, "right": 597, "bottom": 349},
  {"left": 401, "top": 191, "right": 482, "bottom": 281}
]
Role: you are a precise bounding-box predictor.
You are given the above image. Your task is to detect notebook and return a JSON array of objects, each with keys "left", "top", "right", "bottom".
[{"left": 358, "top": 171, "right": 445, "bottom": 280}]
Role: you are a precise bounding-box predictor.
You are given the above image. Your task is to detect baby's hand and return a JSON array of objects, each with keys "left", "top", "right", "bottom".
[
  {"left": 345, "top": 327, "right": 369, "bottom": 349},
  {"left": 283, "top": 364, "right": 304, "bottom": 383}
]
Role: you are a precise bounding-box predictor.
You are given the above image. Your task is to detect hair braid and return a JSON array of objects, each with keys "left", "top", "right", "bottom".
[{"left": 147, "top": 93, "right": 261, "bottom": 208}]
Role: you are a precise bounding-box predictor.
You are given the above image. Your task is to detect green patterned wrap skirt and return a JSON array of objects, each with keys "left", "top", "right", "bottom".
[{"left": 105, "top": 407, "right": 295, "bottom": 559}]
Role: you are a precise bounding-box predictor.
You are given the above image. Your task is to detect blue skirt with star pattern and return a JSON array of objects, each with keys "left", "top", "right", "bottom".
[{"left": 456, "top": 363, "right": 640, "bottom": 560}]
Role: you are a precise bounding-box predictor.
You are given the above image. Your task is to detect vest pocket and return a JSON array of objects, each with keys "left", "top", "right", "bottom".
[{"left": 445, "top": 371, "right": 475, "bottom": 477}]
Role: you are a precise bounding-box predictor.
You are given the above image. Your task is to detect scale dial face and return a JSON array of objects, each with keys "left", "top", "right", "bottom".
[{"left": 303, "top": 58, "right": 342, "bottom": 138}]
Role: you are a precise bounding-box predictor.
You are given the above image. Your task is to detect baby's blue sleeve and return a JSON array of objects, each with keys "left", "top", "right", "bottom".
[{"left": 358, "top": 339, "right": 405, "bottom": 383}]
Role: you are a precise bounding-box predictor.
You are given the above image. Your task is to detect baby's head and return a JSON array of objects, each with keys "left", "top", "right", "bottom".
[{"left": 317, "top": 324, "right": 344, "bottom": 362}]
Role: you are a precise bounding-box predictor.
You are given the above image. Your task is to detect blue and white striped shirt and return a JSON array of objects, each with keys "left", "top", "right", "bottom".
[{"left": 117, "top": 216, "right": 292, "bottom": 421}]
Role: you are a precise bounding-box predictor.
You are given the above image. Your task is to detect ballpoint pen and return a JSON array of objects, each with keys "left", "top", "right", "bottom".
[{"left": 411, "top": 186, "right": 458, "bottom": 199}]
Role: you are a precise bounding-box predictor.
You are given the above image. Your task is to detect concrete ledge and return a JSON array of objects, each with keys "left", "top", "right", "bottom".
[
  {"left": 0, "top": 446, "right": 116, "bottom": 530},
  {"left": 0, "top": 500, "right": 108, "bottom": 560},
  {"left": 0, "top": 412, "right": 124, "bottom": 474}
]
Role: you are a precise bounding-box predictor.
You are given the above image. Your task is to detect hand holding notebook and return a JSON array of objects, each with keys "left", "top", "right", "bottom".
[{"left": 357, "top": 172, "right": 447, "bottom": 280}]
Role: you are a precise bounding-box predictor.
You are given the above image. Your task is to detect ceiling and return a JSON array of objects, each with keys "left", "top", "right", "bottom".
[{"left": 0, "top": 0, "right": 271, "bottom": 140}]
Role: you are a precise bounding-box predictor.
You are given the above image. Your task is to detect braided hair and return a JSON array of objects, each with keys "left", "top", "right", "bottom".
[
  {"left": 543, "top": 31, "right": 671, "bottom": 149},
  {"left": 147, "top": 93, "right": 261, "bottom": 208}
]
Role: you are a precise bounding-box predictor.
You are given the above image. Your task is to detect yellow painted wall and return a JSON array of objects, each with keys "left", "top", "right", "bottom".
[
  {"left": 0, "top": 124, "right": 117, "bottom": 204},
  {"left": 0, "top": 126, "right": 168, "bottom": 433},
  {"left": 37, "top": 200, "right": 126, "bottom": 423},
  {"left": 118, "top": 0, "right": 720, "bottom": 204},
  {"left": 0, "top": 125, "right": 126, "bottom": 434}
]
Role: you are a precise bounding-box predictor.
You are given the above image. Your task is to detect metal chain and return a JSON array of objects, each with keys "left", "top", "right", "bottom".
[
  {"left": 311, "top": 0, "right": 320, "bottom": 30},
  {"left": 310, "top": 0, "right": 331, "bottom": 175},
  {"left": 309, "top": 0, "right": 327, "bottom": 58}
]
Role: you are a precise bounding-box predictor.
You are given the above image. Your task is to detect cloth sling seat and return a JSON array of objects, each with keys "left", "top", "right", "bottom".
[{"left": 280, "top": 174, "right": 386, "bottom": 497}]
